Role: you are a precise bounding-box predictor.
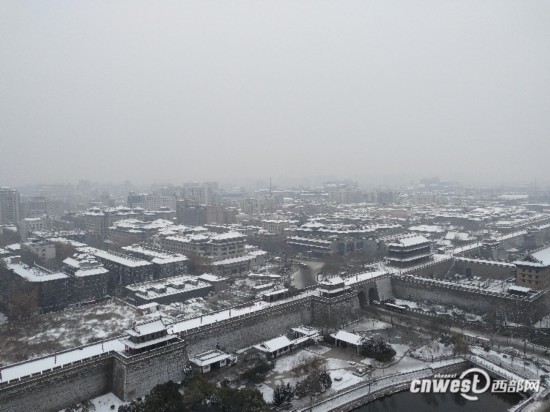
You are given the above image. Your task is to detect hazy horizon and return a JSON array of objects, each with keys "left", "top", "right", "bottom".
[{"left": 2, "top": 1, "right": 549, "bottom": 187}]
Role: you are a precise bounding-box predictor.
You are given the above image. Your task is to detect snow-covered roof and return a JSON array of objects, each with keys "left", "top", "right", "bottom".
[
  {"left": 198, "top": 273, "right": 226, "bottom": 282},
  {"left": 90, "top": 248, "right": 152, "bottom": 268},
  {"left": 387, "top": 235, "right": 431, "bottom": 248},
  {"left": 138, "top": 302, "right": 159, "bottom": 309},
  {"left": 211, "top": 231, "right": 245, "bottom": 241},
  {"left": 120, "top": 334, "right": 176, "bottom": 349},
  {"left": 291, "top": 326, "right": 319, "bottom": 337},
  {"left": 262, "top": 288, "right": 288, "bottom": 297},
  {"left": 408, "top": 225, "right": 444, "bottom": 233},
  {"left": 126, "top": 275, "right": 211, "bottom": 299},
  {"left": 254, "top": 336, "right": 293, "bottom": 353},
  {"left": 211, "top": 254, "right": 256, "bottom": 266},
  {"left": 531, "top": 247, "right": 550, "bottom": 266},
  {"left": 330, "top": 330, "right": 363, "bottom": 346},
  {"left": 75, "top": 267, "right": 109, "bottom": 277},
  {"left": 122, "top": 245, "right": 188, "bottom": 264},
  {"left": 508, "top": 285, "right": 533, "bottom": 294},
  {"left": 189, "top": 349, "right": 231, "bottom": 367},
  {"left": 515, "top": 246, "right": 550, "bottom": 267},
  {"left": 4, "top": 258, "right": 68, "bottom": 282},
  {"left": 126, "top": 319, "right": 167, "bottom": 337},
  {"left": 320, "top": 276, "right": 345, "bottom": 286}
]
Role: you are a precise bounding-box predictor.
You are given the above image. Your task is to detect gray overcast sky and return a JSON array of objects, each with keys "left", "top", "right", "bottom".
[{"left": 1, "top": 0, "right": 549, "bottom": 187}]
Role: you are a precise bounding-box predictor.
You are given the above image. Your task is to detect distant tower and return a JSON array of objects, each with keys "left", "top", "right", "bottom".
[{"left": 268, "top": 177, "right": 274, "bottom": 213}]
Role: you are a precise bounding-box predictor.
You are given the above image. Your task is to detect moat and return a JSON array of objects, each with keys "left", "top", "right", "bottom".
[{"left": 355, "top": 389, "right": 522, "bottom": 412}]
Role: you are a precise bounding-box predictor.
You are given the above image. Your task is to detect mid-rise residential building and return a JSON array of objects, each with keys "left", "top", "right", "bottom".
[
  {"left": 122, "top": 244, "right": 188, "bottom": 278},
  {"left": 0, "top": 255, "right": 70, "bottom": 313},
  {"left": 63, "top": 253, "right": 110, "bottom": 302},
  {"left": 124, "top": 275, "right": 212, "bottom": 305},
  {"left": 158, "top": 230, "right": 264, "bottom": 276},
  {"left": 80, "top": 247, "right": 155, "bottom": 294},
  {"left": 261, "top": 219, "right": 297, "bottom": 235},
  {"left": 21, "top": 240, "right": 56, "bottom": 261},
  {"left": 20, "top": 215, "right": 52, "bottom": 241},
  {"left": 78, "top": 207, "right": 144, "bottom": 238},
  {"left": 160, "top": 231, "right": 245, "bottom": 260},
  {"left": 514, "top": 246, "right": 550, "bottom": 290}
]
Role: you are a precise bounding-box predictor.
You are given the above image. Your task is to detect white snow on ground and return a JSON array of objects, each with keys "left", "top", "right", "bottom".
[
  {"left": 307, "top": 345, "right": 331, "bottom": 355},
  {"left": 470, "top": 347, "right": 544, "bottom": 380},
  {"left": 325, "top": 358, "right": 355, "bottom": 371},
  {"left": 329, "top": 371, "right": 363, "bottom": 391},
  {"left": 392, "top": 344, "right": 409, "bottom": 358},
  {"left": 0, "top": 300, "right": 144, "bottom": 365},
  {"left": 89, "top": 393, "right": 124, "bottom": 412},
  {"left": 347, "top": 319, "right": 391, "bottom": 333},
  {"left": 273, "top": 376, "right": 302, "bottom": 387},
  {"left": 411, "top": 340, "right": 453, "bottom": 361},
  {"left": 0, "top": 312, "right": 7, "bottom": 325},
  {"left": 273, "top": 350, "right": 321, "bottom": 373},
  {"left": 393, "top": 299, "right": 419, "bottom": 309},
  {"left": 162, "top": 298, "right": 212, "bottom": 320},
  {"left": 255, "top": 383, "right": 274, "bottom": 403},
  {"left": 370, "top": 356, "right": 427, "bottom": 378},
  {"left": 57, "top": 393, "right": 124, "bottom": 412}
]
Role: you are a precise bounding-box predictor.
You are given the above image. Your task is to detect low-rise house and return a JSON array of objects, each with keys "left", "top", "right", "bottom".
[
  {"left": 330, "top": 330, "right": 364, "bottom": 353},
  {"left": 253, "top": 335, "right": 294, "bottom": 359},
  {"left": 189, "top": 349, "right": 236, "bottom": 374}
]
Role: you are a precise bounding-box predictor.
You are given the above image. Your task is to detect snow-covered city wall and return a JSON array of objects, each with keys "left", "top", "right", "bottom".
[{"left": 0, "top": 354, "right": 113, "bottom": 412}]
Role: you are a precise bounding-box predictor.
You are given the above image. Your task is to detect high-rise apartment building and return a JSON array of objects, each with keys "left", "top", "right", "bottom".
[{"left": 0, "top": 187, "right": 21, "bottom": 224}]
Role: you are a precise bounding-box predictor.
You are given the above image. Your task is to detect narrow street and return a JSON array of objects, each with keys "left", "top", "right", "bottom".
[{"left": 369, "top": 307, "right": 550, "bottom": 359}]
